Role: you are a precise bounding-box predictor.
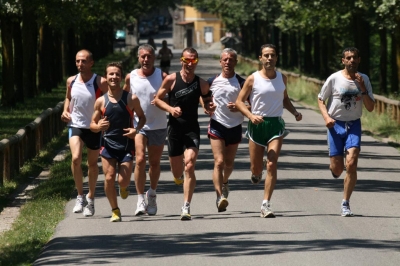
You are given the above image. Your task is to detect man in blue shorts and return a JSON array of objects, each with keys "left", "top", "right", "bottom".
[
  {"left": 61, "top": 49, "right": 107, "bottom": 216},
  {"left": 236, "top": 44, "right": 302, "bottom": 218},
  {"left": 204, "top": 48, "right": 247, "bottom": 212},
  {"left": 318, "top": 47, "right": 375, "bottom": 217},
  {"left": 154, "top": 47, "right": 213, "bottom": 220},
  {"left": 90, "top": 62, "right": 146, "bottom": 222}
]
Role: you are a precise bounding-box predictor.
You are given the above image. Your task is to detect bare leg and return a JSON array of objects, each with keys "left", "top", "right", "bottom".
[
  {"left": 169, "top": 155, "right": 184, "bottom": 179},
  {"left": 69, "top": 136, "right": 84, "bottom": 195},
  {"left": 343, "top": 147, "right": 359, "bottom": 201},
  {"left": 134, "top": 134, "right": 147, "bottom": 195},
  {"left": 102, "top": 157, "right": 118, "bottom": 210},
  {"left": 86, "top": 148, "right": 99, "bottom": 199},
  {"left": 263, "top": 137, "right": 283, "bottom": 201},
  {"left": 183, "top": 148, "right": 199, "bottom": 203},
  {"left": 148, "top": 144, "right": 164, "bottom": 190}
]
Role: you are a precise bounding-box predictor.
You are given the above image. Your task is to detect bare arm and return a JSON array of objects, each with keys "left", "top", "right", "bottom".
[
  {"left": 61, "top": 76, "right": 74, "bottom": 122},
  {"left": 282, "top": 74, "right": 302, "bottom": 121},
  {"left": 317, "top": 98, "right": 335, "bottom": 128},
  {"left": 123, "top": 73, "right": 131, "bottom": 92},
  {"left": 90, "top": 97, "right": 110, "bottom": 132},
  {"left": 154, "top": 73, "right": 182, "bottom": 117},
  {"left": 98, "top": 76, "right": 108, "bottom": 95},
  {"left": 123, "top": 94, "right": 146, "bottom": 139},
  {"left": 355, "top": 73, "right": 374, "bottom": 112},
  {"left": 235, "top": 74, "right": 264, "bottom": 125}
]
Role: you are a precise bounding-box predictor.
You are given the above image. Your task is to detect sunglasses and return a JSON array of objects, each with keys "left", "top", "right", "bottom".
[{"left": 181, "top": 57, "right": 199, "bottom": 64}]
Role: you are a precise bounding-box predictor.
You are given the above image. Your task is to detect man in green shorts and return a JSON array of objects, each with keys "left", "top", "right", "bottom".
[{"left": 236, "top": 44, "right": 302, "bottom": 218}]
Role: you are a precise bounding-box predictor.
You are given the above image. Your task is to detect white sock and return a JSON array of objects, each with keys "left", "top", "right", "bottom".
[
  {"left": 262, "top": 200, "right": 270, "bottom": 206},
  {"left": 138, "top": 194, "right": 145, "bottom": 202},
  {"left": 148, "top": 188, "right": 156, "bottom": 195},
  {"left": 184, "top": 201, "right": 190, "bottom": 207}
]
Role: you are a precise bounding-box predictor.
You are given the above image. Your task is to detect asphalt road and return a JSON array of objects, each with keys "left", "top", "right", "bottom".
[{"left": 34, "top": 48, "right": 400, "bottom": 266}]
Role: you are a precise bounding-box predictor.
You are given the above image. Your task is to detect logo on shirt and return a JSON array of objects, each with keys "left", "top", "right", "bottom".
[{"left": 175, "top": 82, "right": 198, "bottom": 98}]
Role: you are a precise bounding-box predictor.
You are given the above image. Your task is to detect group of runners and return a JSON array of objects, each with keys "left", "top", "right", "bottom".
[{"left": 61, "top": 43, "right": 374, "bottom": 222}]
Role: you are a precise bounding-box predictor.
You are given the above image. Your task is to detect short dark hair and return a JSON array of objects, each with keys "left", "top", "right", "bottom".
[
  {"left": 105, "top": 62, "right": 123, "bottom": 77},
  {"left": 259, "top": 44, "right": 277, "bottom": 56},
  {"left": 342, "top": 47, "right": 360, "bottom": 58},
  {"left": 181, "top": 47, "right": 198, "bottom": 58}
]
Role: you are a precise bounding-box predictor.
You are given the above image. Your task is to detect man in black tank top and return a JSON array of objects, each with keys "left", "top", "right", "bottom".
[
  {"left": 154, "top": 47, "right": 214, "bottom": 220},
  {"left": 90, "top": 62, "right": 146, "bottom": 222}
]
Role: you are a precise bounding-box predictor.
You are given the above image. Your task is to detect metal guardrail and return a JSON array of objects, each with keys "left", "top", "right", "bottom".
[
  {"left": 0, "top": 102, "right": 65, "bottom": 186},
  {"left": 237, "top": 54, "right": 400, "bottom": 125}
]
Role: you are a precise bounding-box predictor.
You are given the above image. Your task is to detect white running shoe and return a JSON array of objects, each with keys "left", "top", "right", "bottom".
[
  {"left": 222, "top": 182, "right": 230, "bottom": 199},
  {"left": 135, "top": 200, "right": 147, "bottom": 216},
  {"left": 180, "top": 205, "right": 191, "bottom": 221},
  {"left": 83, "top": 195, "right": 95, "bottom": 216},
  {"left": 146, "top": 191, "right": 157, "bottom": 216},
  {"left": 216, "top": 197, "right": 229, "bottom": 212},
  {"left": 72, "top": 195, "right": 87, "bottom": 213},
  {"left": 260, "top": 203, "right": 275, "bottom": 218}
]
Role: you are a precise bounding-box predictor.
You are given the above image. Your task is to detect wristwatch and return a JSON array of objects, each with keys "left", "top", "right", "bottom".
[{"left": 361, "top": 91, "right": 368, "bottom": 95}]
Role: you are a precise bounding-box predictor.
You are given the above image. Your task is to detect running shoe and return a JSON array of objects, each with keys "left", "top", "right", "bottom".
[
  {"left": 135, "top": 200, "right": 147, "bottom": 216},
  {"left": 216, "top": 197, "right": 229, "bottom": 212},
  {"left": 260, "top": 203, "right": 275, "bottom": 218},
  {"left": 222, "top": 182, "right": 230, "bottom": 199},
  {"left": 72, "top": 195, "right": 87, "bottom": 213},
  {"left": 119, "top": 186, "right": 130, "bottom": 199},
  {"left": 250, "top": 174, "right": 263, "bottom": 185},
  {"left": 83, "top": 195, "right": 95, "bottom": 216},
  {"left": 146, "top": 191, "right": 157, "bottom": 216},
  {"left": 341, "top": 201, "right": 354, "bottom": 217},
  {"left": 180, "top": 205, "right": 191, "bottom": 221},
  {"left": 110, "top": 208, "right": 121, "bottom": 222},
  {"left": 174, "top": 174, "right": 184, "bottom": 185}
]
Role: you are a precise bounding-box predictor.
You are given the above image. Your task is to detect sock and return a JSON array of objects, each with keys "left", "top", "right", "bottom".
[
  {"left": 262, "top": 200, "right": 270, "bottom": 206},
  {"left": 148, "top": 188, "right": 156, "bottom": 195},
  {"left": 112, "top": 207, "right": 119, "bottom": 211},
  {"left": 184, "top": 201, "right": 190, "bottom": 208},
  {"left": 342, "top": 199, "right": 349, "bottom": 205},
  {"left": 138, "top": 194, "right": 145, "bottom": 202},
  {"left": 223, "top": 181, "right": 229, "bottom": 185}
]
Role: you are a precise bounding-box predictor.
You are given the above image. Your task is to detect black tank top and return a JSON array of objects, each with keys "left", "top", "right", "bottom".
[
  {"left": 102, "top": 90, "right": 134, "bottom": 151},
  {"left": 168, "top": 72, "right": 201, "bottom": 127}
]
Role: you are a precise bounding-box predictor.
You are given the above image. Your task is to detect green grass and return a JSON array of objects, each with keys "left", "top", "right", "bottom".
[{"left": 0, "top": 51, "right": 137, "bottom": 265}]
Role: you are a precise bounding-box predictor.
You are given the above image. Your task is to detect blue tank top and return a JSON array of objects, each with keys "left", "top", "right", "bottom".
[{"left": 102, "top": 90, "right": 134, "bottom": 151}]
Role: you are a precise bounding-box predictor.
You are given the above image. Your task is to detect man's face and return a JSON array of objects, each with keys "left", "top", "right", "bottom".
[
  {"left": 75, "top": 52, "right": 93, "bottom": 73},
  {"left": 181, "top": 51, "right": 198, "bottom": 74},
  {"left": 220, "top": 52, "right": 237, "bottom": 74},
  {"left": 138, "top": 48, "right": 155, "bottom": 70},
  {"left": 342, "top": 51, "right": 360, "bottom": 73},
  {"left": 259, "top": 47, "right": 277, "bottom": 70},
  {"left": 106, "top": 66, "right": 121, "bottom": 87}
]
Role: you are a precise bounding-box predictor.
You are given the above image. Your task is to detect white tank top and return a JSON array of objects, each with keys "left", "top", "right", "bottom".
[
  {"left": 68, "top": 73, "right": 99, "bottom": 129},
  {"left": 130, "top": 68, "right": 167, "bottom": 130},
  {"left": 250, "top": 71, "right": 285, "bottom": 117},
  {"left": 210, "top": 74, "right": 244, "bottom": 128}
]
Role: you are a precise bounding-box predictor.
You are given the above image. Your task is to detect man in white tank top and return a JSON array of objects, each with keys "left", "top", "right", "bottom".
[
  {"left": 61, "top": 49, "right": 107, "bottom": 217},
  {"left": 236, "top": 44, "right": 302, "bottom": 218},
  {"left": 123, "top": 44, "right": 168, "bottom": 216}
]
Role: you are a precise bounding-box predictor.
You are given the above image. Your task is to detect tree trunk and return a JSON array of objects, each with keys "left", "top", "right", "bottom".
[
  {"left": 1, "top": 13, "right": 16, "bottom": 107},
  {"left": 304, "top": 33, "right": 312, "bottom": 74},
  {"left": 391, "top": 32, "right": 399, "bottom": 93},
  {"left": 22, "top": 3, "right": 38, "bottom": 98},
  {"left": 13, "top": 18, "right": 24, "bottom": 103},
  {"left": 38, "top": 23, "right": 53, "bottom": 93},
  {"left": 378, "top": 28, "right": 387, "bottom": 94},
  {"left": 353, "top": 14, "right": 370, "bottom": 75},
  {"left": 313, "top": 31, "right": 321, "bottom": 77}
]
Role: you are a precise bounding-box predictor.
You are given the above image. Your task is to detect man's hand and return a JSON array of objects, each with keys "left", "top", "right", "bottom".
[
  {"left": 61, "top": 111, "right": 71, "bottom": 123},
  {"left": 98, "top": 116, "right": 110, "bottom": 131},
  {"left": 250, "top": 114, "right": 264, "bottom": 125},
  {"left": 354, "top": 73, "right": 366, "bottom": 92},
  {"left": 295, "top": 112, "right": 303, "bottom": 121},
  {"left": 227, "top": 102, "right": 238, "bottom": 112},
  {"left": 324, "top": 116, "right": 335, "bottom": 128},
  {"left": 123, "top": 128, "right": 137, "bottom": 139},
  {"left": 170, "top": 106, "right": 182, "bottom": 117}
]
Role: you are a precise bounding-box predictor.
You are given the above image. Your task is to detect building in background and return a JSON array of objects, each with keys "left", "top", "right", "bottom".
[{"left": 171, "top": 5, "right": 224, "bottom": 49}]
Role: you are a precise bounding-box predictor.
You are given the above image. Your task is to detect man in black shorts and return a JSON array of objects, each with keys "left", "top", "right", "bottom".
[
  {"left": 203, "top": 48, "right": 247, "bottom": 212},
  {"left": 90, "top": 62, "right": 146, "bottom": 222},
  {"left": 154, "top": 47, "right": 213, "bottom": 220},
  {"left": 61, "top": 49, "right": 107, "bottom": 216}
]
